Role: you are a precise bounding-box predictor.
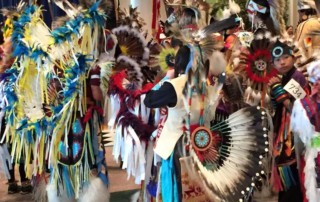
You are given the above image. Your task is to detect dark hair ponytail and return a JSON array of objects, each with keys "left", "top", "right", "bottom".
[{"left": 174, "top": 45, "right": 190, "bottom": 78}]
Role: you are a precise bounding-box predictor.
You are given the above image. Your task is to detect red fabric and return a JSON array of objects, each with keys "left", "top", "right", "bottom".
[
  {"left": 83, "top": 105, "right": 103, "bottom": 123},
  {"left": 225, "top": 34, "right": 237, "bottom": 50},
  {"left": 109, "top": 70, "right": 154, "bottom": 99},
  {"left": 89, "top": 66, "right": 101, "bottom": 86},
  {"left": 152, "top": 0, "right": 160, "bottom": 31},
  {"left": 300, "top": 156, "right": 307, "bottom": 202},
  {"left": 272, "top": 165, "right": 284, "bottom": 192}
]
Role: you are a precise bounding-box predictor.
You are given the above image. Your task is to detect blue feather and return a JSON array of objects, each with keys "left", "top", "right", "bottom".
[
  {"left": 59, "top": 142, "right": 68, "bottom": 157},
  {"left": 26, "top": 130, "right": 33, "bottom": 144},
  {"left": 30, "top": 47, "right": 48, "bottom": 61},
  {"left": 62, "top": 166, "right": 75, "bottom": 198},
  {"left": 12, "top": 43, "right": 30, "bottom": 57}
]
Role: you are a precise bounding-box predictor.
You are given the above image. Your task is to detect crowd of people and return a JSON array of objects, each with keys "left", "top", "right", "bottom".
[{"left": 0, "top": 0, "right": 319, "bottom": 202}]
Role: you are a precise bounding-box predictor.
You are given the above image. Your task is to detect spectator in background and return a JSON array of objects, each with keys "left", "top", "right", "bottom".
[{"left": 287, "top": 25, "right": 294, "bottom": 38}]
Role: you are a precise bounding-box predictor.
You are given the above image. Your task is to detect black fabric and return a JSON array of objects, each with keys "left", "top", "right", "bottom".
[
  {"left": 175, "top": 46, "right": 191, "bottom": 77},
  {"left": 6, "top": 159, "right": 27, "bottom": 183},
  {"left": 144, "top": 82, "right": 177, "bottom": 108},
  {"left": 0, "top": 118, "right": 6, "bottom": 146},
  {"left": 19, "top": 162, "right": 27, "bottom": 182},
  {"left": 7, "top": 161, "right": 15, "bottom": 183},
  {"left": 273, "top": 67, "right": 298, "bottom": 132},
  {"left": 273, "top": 67, "right": 300, "bottom": 164},
  {"left": 252, "top": 0, "right": 270, "bottom": 8},
  {"left": 272, "top": 40, "right": 293, "bottom": 60},
  {"left": 278, "top": 164, "right": 303, "bottom": 202},
  {"left": 173, "top": 135, "right": 184, "bottom": 202},
  {"left": 204, "top": 14, "right": 241, "bottom": 33}
]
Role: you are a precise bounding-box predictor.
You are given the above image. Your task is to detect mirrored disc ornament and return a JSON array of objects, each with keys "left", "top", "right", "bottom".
[
  {"left": 191, "top": 126, "right": 213, "bottom": 151},
  {"left": 254, "top": 59, "right": 267, "bottom": 71}
]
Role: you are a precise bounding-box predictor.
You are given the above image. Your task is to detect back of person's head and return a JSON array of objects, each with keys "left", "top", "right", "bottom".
[
  {"left": 170, "top": 38, "right": 183, "bottom": 48},
  {"left": 179, "top": 7, "right": 199, "bottom": 28},
  {"left": 247, "top": 0, "right": 279, "bottom": 35},
  {"left": 174, "top": 45, "right": 190, "bottom": 77},
  {"left": 298, "top": 8, "right": 317, "bottom": 21}
]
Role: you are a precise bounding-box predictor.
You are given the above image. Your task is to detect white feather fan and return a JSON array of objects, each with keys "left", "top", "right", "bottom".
[{"left": 190, "top": 106, "right": 269, "bottom": 201}]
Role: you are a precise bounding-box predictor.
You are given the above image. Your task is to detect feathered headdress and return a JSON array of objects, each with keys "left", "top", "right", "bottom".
[
  {"left": 297, "top": 0, "right": 316, "bottom": 10},
  {"left": 117, "top": 6, "right": 146, "bottom": 31},
  {"left": 239, "top": 31, "right": 278, "bottom": 106},
  {"left": 268, "top": 0, "right": 287, "bottom": 37},
  {"left": 246, "top": 0, "right": 287, "bottom": 37}
]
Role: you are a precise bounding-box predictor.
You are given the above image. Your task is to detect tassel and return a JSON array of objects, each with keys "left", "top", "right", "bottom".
[{"left": 272, "top": 166, "right": 284, "bottom": 192}]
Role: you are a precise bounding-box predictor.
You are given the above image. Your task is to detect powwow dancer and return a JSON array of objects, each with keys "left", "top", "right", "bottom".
[{"left": 0, "top": 1, "right": 109, "bottom": 201}]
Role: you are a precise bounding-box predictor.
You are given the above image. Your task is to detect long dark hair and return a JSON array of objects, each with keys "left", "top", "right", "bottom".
[{"left": 174, "top": 45, "right": 190, "bottom": 78}]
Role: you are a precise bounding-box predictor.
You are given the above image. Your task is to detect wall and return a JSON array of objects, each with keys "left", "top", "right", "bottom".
[
  {"left": 288, "top": 0, "right": 299, "bottom": 28},
  {"left": 114, "top": 0, "right": 167, "bottom": 39}
]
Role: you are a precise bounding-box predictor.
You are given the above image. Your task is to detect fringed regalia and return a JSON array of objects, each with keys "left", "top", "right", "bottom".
[{"left": 0, "top": 2, "right": 109, "bottom": 201}]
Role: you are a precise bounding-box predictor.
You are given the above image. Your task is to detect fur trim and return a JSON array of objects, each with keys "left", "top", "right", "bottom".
[
  {"left": 79, "top": 177, "right": 110, "bottom": 202},
  {"left": 47, "top": 183, "right": 76, "bottom": 202},
  {"left": 304, "top": 147, "right": 320, "bottom": 202},
  {"left": 33, "top": 175, "right": 48, "bottom": 202}
]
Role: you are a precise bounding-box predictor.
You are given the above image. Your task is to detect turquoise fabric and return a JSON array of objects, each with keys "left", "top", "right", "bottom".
[{"left": 161, "top": 153, "right": 179, "bottom": 202}]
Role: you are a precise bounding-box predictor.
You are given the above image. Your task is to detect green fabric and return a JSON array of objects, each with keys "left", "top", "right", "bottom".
[{"left": 311, "top": 135, "right": 320, "bottom": 148}]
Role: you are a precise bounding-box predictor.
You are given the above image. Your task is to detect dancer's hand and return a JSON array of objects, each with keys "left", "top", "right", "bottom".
[
  {"left": 268, "top": 76, "right": 281, "bottom": 86},
  {"left": 166, "top": 68, "right": 175, "bottom": 79}
]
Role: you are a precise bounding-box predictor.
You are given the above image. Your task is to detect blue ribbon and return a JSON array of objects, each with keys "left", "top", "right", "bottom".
[{"left": 185, "top": 44, "right": 194, "bottom": 74}]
